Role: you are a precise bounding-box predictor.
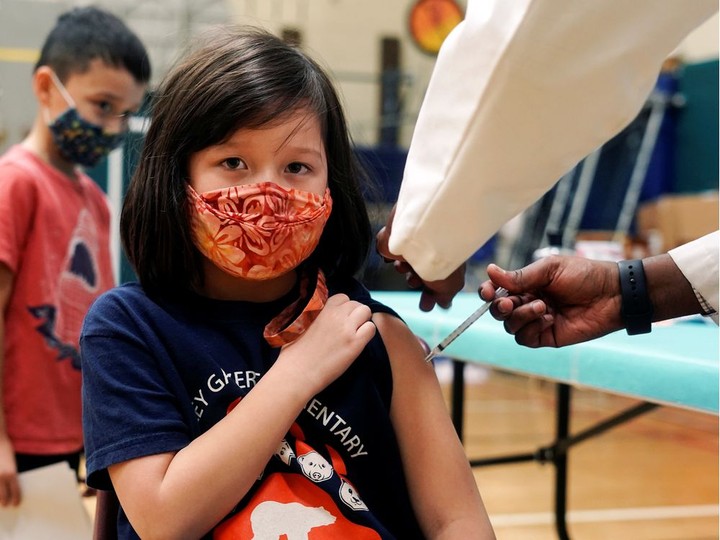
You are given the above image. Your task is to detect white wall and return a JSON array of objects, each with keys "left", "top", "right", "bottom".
[
  {"left": 1, "top": 1, "right": 717, "bottom": 151},
  {"left": 225, "top": 0, "right": 450, "bottom": 147},
  {"left": 224, "top": 0, "right": 718, "bottom": 148}
]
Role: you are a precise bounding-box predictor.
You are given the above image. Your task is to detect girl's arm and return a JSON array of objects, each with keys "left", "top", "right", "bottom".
[
  {"left": 108, "top": 294, "right": 375, "bottom": 540},
  {"left": 373, "top": 312, "right": 496, "bottom": 539}
]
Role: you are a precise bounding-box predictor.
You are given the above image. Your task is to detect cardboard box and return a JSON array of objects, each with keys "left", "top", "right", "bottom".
[
  {"left": 636, "top": 192, "right": 719, "bottom": 253},
  {"left": 575, "top": 230, "right": 645, "bottom": 260}
]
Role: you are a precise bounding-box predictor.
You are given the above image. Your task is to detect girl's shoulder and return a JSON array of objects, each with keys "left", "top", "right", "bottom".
[
  {"left": 82, "top": 282, "right": 173, "bottom": 337},
  {"left": 328, "top": 276, "right": 401, "bottom": 320},
  {"left": 87, "top": 281, "right": 152, "bottom": 315}
]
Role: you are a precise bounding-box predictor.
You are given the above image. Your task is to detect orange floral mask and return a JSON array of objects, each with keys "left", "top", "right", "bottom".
[{"left": 188, "top": 182, "right": 332, "bottom": 280}]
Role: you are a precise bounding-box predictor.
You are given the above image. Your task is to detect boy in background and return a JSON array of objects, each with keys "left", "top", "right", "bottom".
[{"left": 0, "top": 6, "right": 150, "bottom": 506}]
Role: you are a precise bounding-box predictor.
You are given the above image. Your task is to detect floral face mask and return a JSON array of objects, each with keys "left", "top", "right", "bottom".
[
  {"left": 188, "top": 181, "right": 333, "bottom": 281},
  {"left": 46, "top": 70, "right": 124, "bottom": 167}
]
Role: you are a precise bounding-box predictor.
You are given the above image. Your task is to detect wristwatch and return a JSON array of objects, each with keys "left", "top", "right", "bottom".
[{"left": 617, "top": 259, "right": 653, "bottom": 335}]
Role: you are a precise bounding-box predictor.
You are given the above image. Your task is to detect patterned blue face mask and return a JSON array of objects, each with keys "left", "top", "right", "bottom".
[{"left": 46, "top": 71, "right": 125, "bottom": 168}]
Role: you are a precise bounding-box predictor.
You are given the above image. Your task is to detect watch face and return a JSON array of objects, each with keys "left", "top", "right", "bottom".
[{"left": 408, "top": 0, "right": 464, "bottom": 55}]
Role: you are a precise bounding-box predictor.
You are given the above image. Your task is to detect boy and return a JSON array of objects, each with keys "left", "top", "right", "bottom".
[{"left": 0, "top": 7, "right": 150, "bottom": 506}]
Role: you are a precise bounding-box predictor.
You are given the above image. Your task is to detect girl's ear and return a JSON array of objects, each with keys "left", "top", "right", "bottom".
[{"left": 32, "top": 66, "right": 55, "bottom": 107}]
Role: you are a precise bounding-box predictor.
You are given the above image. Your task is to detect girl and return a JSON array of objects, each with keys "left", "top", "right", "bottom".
[{"left": 81, "top": 27, "right": 495, "bottom": 540}]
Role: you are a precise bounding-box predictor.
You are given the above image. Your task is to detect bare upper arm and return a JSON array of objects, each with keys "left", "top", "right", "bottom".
[
  {"left": 372, "top": 311, "right": 493, "bottom": 538},
  {"left": 370, "top": 312, "right": 451, "bottom": 440},
  {"left": 108, "top": 451, "right": 175, "bottom": 535}
]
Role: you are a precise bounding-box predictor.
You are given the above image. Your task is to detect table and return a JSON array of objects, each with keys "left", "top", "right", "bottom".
[{"left": 371, "top": 291, "right": 719, "bottom": 539}]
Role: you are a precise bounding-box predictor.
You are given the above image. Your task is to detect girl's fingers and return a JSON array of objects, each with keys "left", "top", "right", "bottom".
[
  {"left": 357, "top": 320, "right": 377, "bottom": 342},
  {"left": 347, "top": 303, "right": 372, "bottom": 328}
]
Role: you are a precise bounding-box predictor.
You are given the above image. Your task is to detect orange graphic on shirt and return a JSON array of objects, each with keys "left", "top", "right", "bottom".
[
  {"left": 219, "top": 408, "right": 378, "bottom": 538},
  {"left": 213, "top": 472, "right": 381, "bottom": 539}
]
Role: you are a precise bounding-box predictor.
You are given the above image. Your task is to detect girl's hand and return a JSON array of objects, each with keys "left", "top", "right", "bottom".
[{"left": 277, "top": 293, "right": 376, "bottom": 395}]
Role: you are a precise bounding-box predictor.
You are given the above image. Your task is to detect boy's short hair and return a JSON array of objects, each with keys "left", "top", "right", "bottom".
[{"left": 35, "top": 6, "right": 151, "bottom": 84}]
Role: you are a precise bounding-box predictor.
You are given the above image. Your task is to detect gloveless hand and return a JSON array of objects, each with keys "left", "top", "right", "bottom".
[
  {"left": 376, "top": 205, "right": 465, "bottom": 312},
  {"left": 479, "top": 257, "right": 622, "bottom": 348},
  {"left": 277, "top": 293, "right": 376, "bottom": 395},
  {"left": 0, "top": 435, "right": 20, "bottom": 507}
]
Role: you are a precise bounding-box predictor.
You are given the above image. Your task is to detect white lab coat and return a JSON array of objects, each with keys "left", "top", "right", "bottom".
[
  {"left": 389, "top": 0, "right": 718, "bottom": 282},
  {"left": 669, "top": 232, "right": 719, "bottom": 322}
]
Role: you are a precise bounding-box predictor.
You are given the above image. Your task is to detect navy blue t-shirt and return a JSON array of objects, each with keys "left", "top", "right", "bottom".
[{"left": 81, "top": 276, "right": 424, "bottom": 539}]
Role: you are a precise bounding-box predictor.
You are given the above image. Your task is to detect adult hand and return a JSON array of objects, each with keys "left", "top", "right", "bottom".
[
  {"left": 479, "top": 256, "right": 623, "bottom": 348},
  {"left": 0, "top": 435, "right": 20, "bottom": 506},
  {"left": 376, "top": 205, "right": 465, "bottom": 312}
]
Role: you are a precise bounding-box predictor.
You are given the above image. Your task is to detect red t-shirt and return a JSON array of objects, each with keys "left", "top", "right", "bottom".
[{"left": 0, "top": 145, "right": 114, "bottom": 454}]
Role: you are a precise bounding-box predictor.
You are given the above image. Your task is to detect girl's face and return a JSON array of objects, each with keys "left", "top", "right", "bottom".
[{"left": 188, "top": 107, "right": 328, "bottom": 196}]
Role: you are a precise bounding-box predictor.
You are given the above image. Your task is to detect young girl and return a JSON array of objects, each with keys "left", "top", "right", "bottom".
[{"left": 81, "top": 28, "right": 495, "bottom": 540}]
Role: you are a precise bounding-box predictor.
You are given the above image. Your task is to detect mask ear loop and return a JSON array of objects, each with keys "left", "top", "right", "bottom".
[
  {"left": 48, "top": 69, "right": 77, "bottom": 108},
  {"left": 263, "top": 269, "right": 329, "bottom": 347}
]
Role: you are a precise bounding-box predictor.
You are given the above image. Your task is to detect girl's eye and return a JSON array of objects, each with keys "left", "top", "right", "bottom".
[
  {"left": 286, "top": 162, "right": 310, "bottom": 174},
  {"left": 222, "top": 157, "right": 246, "bottom": 170}
]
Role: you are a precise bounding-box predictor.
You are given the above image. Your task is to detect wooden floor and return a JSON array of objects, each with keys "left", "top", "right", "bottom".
[
  {"left": 83, "top": 362, "right": 719, "bottom": 539},
  {"left": 440, "top": 363, "right": 719, "bottom": 540}
]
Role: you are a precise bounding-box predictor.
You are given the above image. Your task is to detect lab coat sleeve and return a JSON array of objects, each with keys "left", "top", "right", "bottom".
[
  {"left": 389, "top": 0, "right": 718, "bottom": 281},
  {"left": 668, "top": 231, "right": 719, "bottom": 324}
]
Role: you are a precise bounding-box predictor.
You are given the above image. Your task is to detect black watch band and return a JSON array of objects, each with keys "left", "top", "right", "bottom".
[{"left": 618, "top": 259, "right": 653, "bottom": 335}]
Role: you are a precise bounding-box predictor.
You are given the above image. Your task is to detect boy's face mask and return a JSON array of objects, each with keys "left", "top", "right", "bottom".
[
  {"left": 46, "top": 71, "right": 124, "bottom": 168},
  {"left": 187, "top": 181, "right": 332, "bottom": 281}
]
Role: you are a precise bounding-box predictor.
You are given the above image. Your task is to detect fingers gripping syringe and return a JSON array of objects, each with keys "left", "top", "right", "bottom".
[{"left": 424, "top": 287, "right": 508, "bottom": 362}]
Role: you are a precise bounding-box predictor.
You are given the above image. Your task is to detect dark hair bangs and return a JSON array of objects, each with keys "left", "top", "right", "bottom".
[{"left": 175, "top": 41, "right": 331, "bottom": 157}]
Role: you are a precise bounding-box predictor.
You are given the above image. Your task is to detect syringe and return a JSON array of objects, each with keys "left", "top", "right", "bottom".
[{"left": 424, "top": 287, "right": 508, "bottom": 362}]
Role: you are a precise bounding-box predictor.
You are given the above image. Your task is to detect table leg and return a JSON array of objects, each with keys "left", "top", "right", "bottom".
[
  {"left": 452, "top": 360, "right": 466, "bottom": 441},
  {"left": 554, "top": 383, "right": 571, "bottom": 540},
  {"left": 449, "top": 362, "right": 658, "bottom": 540}
]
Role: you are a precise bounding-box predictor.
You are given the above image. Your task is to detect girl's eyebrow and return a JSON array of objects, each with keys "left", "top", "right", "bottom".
[
  {"left": 211, "top": 138, "right": 324, "bottom": 159},
  {"left": 287, "top": 146, "right": 324, "bottom": 159},
  {"left": 215, "top": 133, "right": 250, "bottom": 149}
]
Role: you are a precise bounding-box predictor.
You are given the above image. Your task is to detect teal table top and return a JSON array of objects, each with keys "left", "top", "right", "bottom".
[{"left": 371, "top": 291, "right": 720, "bottom": 414}]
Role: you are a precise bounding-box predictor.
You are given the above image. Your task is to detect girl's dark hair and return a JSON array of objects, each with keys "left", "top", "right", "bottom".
[
  {"left": 35, "top": 7, "right": 150, "bottom": 84},
  {"left": 121, "top": 27, "right": 372, "bottom": 293}
]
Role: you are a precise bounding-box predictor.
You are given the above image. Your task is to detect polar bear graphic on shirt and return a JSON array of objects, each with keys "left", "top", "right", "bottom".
[
  {"left": 250, "top": 501, "right": 335, "bottom": 539},
  {"left": 275, "top": 439, "right": 295, "bottom": 465},
  {"left": 297, "top": 450, "right": 333, "bottom": 482},
  {"left": 339, "top": 478, "right": 369, "bottom": 511}
]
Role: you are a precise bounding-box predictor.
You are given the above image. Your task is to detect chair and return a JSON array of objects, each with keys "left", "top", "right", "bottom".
[{"left": 93, "top": 490, "right": 120, "bottom": 540}]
